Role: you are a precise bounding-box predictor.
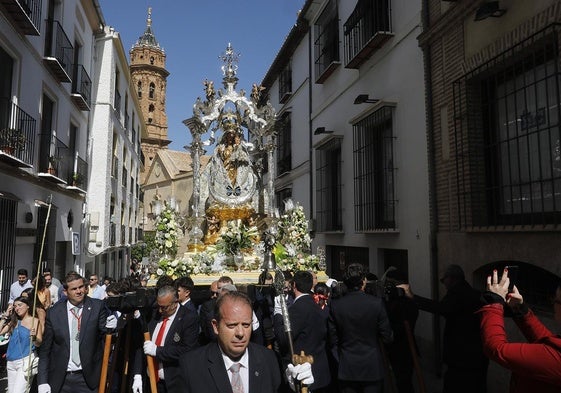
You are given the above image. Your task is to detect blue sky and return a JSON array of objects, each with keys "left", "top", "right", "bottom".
[{"left": 98, "top": 0, "right": 305, "bottom": 151}]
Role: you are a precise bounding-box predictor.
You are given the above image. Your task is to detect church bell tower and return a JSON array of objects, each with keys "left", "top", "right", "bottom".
[{"left": 130, "top": 7, "right": 170, "bottom": 181}]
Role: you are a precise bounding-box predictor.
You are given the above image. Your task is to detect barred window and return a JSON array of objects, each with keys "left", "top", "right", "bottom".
[
  {"left": 279, "top": 62, "right": 292, "bottom": 103},
  {"left": 314, "top": 0, "right": 340, "bottom": 83},
  {"left": 344, "top": 0, "right": 392, "bottom": 69},
  {"left": 453, "top": 26, "right": 561, "bottom": 227},
  {"left": 316, "top": 137, "right": 343, "bottom": 232},
  {"left": 353, "top": 106, "right": 396, "bottom": 231},
  {"left": 276, "top": 112, "right": 292, "bottom": 175}
]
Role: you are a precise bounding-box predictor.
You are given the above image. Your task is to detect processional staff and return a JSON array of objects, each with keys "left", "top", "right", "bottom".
[{"left": 273, "top": 269, "right": 314, "bottom": 393}]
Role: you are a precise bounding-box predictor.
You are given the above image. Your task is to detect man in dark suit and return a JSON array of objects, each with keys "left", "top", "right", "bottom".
[
  {"left": 37, "top": 271, "right": 115, "bottom": 393},
  {"left": 179, "top": 291, "right": 313, "bottom": 393},
  {"left": 329, "top": 263, "right": 393, "bottom": 393},
  {"left": 398, "top": 264, "right": 488, "bottom": 393},
  {"left": 132, "top": 285, "right": 199, "bottom": 393},
  {"left": 174, "top": 276, "right": 197, "bottom": 313},
  {"left": 275, "top": 270, "right": 331, "bottom": 392}
]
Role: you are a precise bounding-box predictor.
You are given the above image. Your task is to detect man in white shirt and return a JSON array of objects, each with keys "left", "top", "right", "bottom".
[
  {"left": 44, "top": 271, "right": 59, "bottom": 304},
  {"left": 7, "top": 268, "right": 33, "bottom": 311},
  {"left": 87, "top": 274, "right": 106, "bottom": 299}
]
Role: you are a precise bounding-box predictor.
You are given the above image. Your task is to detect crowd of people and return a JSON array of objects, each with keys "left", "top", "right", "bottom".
[{"left": 0, "top": 263, "right": 559, "bottom": 393}]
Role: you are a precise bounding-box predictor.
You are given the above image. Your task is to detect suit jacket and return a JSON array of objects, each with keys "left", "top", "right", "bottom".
[
  {"left": 275, "top": 294, "right": 331, "bottom": 389},
  {"left": 133, "top": 304, "right": 199, "bottom": 391},
  {"left": 414, "top": 279, "right": 486, "bottom": 368},
  {"left": 37, "top": 296, "right": 109, "bottom": 393},
  {"left": 178, "top": 342, "right": 281, "bottom": 393},
  {"left": 328, "top": 290, "right": 393, "bottom": 382}
]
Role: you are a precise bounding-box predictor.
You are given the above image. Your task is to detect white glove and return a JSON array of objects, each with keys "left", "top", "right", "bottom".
[
  {"left": 133, "top": 309, "right": 141, "bottom": 319},
  {"left": 38, "top": 384, "right": 51, "bottom": 393},
  {"left": 143, "top": 340, "right": 157, "bottom": 357},
  {"left": 285, "top": 362, "right": 314, "bottom": 391},
  {"left": 105, "top": 315, "right": 117, "bottom": 329},
  {"left": 132, "top": 374, "right": 143, "bottom": 393},
  {"left": 274, "top": 295, "right": 282, "bottom": 316}
]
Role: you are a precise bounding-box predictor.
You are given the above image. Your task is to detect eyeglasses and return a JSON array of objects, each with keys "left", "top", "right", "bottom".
[{"left": 89, "top": 278, "right": 97, "bottom": 281}]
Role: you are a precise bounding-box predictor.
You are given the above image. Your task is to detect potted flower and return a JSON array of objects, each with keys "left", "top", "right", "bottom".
[
  {"left": 0, "top": 128, "right": 26, "bottom": 155},
  {"left": 48, "top": 155, "right": 61, "bottom": 175},
  {"left": 72, "top": 172, "right": 83, "bottom": 187}
]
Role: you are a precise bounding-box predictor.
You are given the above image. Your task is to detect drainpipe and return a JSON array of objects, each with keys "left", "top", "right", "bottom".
[
  {"left": 421, "top": 0, "right": 442, "bottom": 375},
  {"left": 308, "top": 24, "right": 314, "bottom": 242}
]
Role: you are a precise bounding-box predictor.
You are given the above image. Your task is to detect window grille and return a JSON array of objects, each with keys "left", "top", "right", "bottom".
[
  {"left": 353, "top": 106, "right": 397, "bottom": 231},
  {"left": 276, "top": 112, "right": 292, "bottom": 175},
  {"left": 314, "top": 0, "right": 340, "bottom": 82},
  {"left": 344, "top": 0, "right": 392, "bottom": 68},
  {"left": 453, "top": 24, "right": 561, "bottom": 228},
  {"left": 316, "top": 137, "right": 343, "bottom": 231},
  {"left": 279, "top": 62, "right": 292, "bottom": 103}
]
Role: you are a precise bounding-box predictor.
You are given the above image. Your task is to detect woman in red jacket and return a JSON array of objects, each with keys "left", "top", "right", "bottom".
[{"left": 480, "top": 268, "right": 561, "bottom": 392}]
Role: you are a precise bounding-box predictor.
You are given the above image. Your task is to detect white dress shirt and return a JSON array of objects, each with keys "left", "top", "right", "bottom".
[{"left": 222, "top": 349, "right": 249, "bottom": 393}]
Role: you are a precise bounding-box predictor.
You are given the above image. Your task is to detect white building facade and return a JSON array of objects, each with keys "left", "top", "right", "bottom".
[
  {"left": 86, "top": 25, "right": 145, "bottom": 279},
  {"left": 262, "top": 0, "right": 432, "bottom": 340},
  {"left": 0, "top": 0, "right": 103, "bottom": 299}
]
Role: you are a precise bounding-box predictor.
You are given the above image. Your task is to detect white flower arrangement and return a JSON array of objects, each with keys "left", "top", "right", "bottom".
[
  {"left": 154, "top": 203, "right": 179, "bottom": 258},
  {"left": 153, "top": 251, "right": 215, "bottom": 279},
  {"left": 273, "top": 199, "right": 319, "bottom": 272},
  {"left": 215, "top": 219, "right": 259, "bottom": 256}
]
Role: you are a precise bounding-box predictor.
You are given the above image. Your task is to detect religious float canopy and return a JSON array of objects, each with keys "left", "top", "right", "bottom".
[{"left": 149, "top": 44, "right": 326, "bottom": 284}]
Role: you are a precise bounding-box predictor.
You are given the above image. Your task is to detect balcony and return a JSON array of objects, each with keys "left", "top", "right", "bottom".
[
  {"left": 37, "top": 132, "right": 69, "bottom": 184},
  {"left": 110, "top": 223, "right": 116, "bottom": 247},
  {"left": 71, "top": 64, "right": 92, "bottom": 111},
  {"left": 43, "top": 19, "right": 73, "bottom": 83},
  {"left": 66, "top": 154, "right": 88, "bottom": 193},
  {"left": 0, "top": 0, "right": 41, "bottom": 35},
  {"left": 0, "top": 98, "right": 36, "bottom": 167},
  {"left": 344, "top": 0, "right": 393, "bottom": 69},
  {"left": 114, "top": 91, "right": 121, "bottom": 114}
]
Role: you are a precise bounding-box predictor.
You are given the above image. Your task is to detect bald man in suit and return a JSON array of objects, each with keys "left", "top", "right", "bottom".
[{"left": 178, "top": 291, "right": 313, "bottom": 393}]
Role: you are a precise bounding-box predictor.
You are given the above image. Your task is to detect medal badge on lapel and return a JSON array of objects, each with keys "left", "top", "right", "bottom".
[{"left": 173, "top": 332, "right": 180, "bottom": 342}]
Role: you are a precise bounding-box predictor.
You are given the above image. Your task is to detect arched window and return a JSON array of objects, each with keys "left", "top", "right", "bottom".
[
  {"left": 150, "top": 56, "right": 154, "bottom": 65},
  {"left": 148, "top": 104, "right": 154, "bottom": 113},
  {"left": 137, "top": 81, "right": 142, "bottom": 98},
  {"left": 149, "top": 82, "right": 155, "bottom": 99}
]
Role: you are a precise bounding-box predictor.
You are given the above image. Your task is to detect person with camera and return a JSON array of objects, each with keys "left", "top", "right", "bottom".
[
  {"left": 328, "top": 263, "right": 393, "bottom": 393},
  {"left": 397, "top": 264, "right": 488, "bottom": 393},
  {"left": 479, "top": 268, "right": 561, "bottom": 392}
]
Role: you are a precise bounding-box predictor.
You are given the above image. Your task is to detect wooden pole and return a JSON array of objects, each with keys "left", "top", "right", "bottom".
[
  {"left": 144, "top": 332, "right": 158, "bottom": 393},
  {"left": 98, "top": 333, "right": 113, "bottom": 393},
  {"left": 404, "top": 320, "right": 426, "bottom": 393}
]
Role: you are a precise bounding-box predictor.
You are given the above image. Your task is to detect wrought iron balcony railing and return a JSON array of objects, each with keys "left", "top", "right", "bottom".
[
  {"left": 0, "top": 98, "right": 36, "bottom": 167},
  {"left": 67, "top": 154, "right": 88, "bottom": 191},
  {"left": 38, "top": 131, "right": 69, "bottom": 184},
  {"left": 71, "top": 64, "right": 91, "bottom": 110},
  {"left": 0, "top": 0, "right": 42, "bottom": 35},
  {"left": 43, "top": 19, "right": 73, "bottom": 83},
  {"left": 344, "top": 0, "right": 393, "bottom": 69}
]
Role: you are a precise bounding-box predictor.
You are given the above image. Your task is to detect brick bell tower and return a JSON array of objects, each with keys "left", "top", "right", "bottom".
[{"left": 130, "top": 7, "right": 170, "bottom": 182}]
